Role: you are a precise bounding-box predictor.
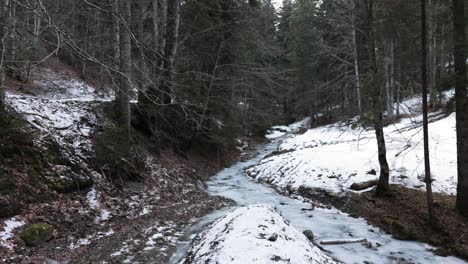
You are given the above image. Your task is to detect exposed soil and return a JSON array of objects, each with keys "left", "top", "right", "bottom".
[{"left": 297, "top": 185, "right": 468, "bottom": 261}]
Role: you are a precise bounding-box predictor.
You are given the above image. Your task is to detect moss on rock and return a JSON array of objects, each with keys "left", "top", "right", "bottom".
[
  {"left": 20, "top": 223, "right": 53, "bottom": 247},
  {"left": 389, "top": 220, "right": 413, "bottom": 240}
]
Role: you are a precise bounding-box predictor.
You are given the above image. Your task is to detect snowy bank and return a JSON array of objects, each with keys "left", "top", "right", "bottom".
[
  {"left": 180, "top": 205, "right": 337, "bottom": 264},
  {"left": 248, "top": 92, "right": 458, "bottom": 195}
]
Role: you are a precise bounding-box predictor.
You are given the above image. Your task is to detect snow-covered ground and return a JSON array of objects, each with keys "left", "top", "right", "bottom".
[
  {"left": 252, "top": 91, "right": 457, "bottom": 195},
  {"left": 180, "top": 205, "right": 337, "bottom": 264},
  {"left": 2, "top": 67, "right": 113, "bottom": 252},
  {"left": 6, "top": 68, "right": 113, "bottom": 164},
  {"left": 0, "top": 217, "right": 25, "bottom": 250}
]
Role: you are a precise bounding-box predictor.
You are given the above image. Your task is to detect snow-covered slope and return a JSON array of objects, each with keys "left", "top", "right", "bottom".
[
  {"left": 248, "top": 91, "right": 457, "bottom": 195},
  {"left": 180, "top": 205, "right": 337, "bottom": 264}
]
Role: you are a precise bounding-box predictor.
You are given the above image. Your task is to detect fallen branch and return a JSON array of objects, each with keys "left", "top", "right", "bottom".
[{"left": 320, "top": 238, "right": 367, "bottom": 245}]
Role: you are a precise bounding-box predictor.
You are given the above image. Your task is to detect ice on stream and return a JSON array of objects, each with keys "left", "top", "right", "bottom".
[
  {"left": 171, "top": 138, "right": 466, "bottom": 264},
  {"left": 180, "top": 205, "right": 337, "bottom": 264}
]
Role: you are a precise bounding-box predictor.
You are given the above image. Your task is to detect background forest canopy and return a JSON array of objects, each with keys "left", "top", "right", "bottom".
[{"left": 0, "top": 0, "right": 465, "bottom": 149}]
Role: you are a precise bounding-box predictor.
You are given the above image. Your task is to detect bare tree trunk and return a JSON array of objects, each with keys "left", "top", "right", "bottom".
[
  {"left": 112, "top": 0, "right": 120, "bottom": 71},
  {"left": 160, "top": 0, "right": 180, "bottom": 105},
  {"left": 364, "top": 0, "right": 390, "bottom": 197},
  {"left": 9, "top": 0, "right": 15, "bottom": 76},
  {"left": 421, "top": 0, "right": 436, "bottom": 225},
  {"left": 385, "top": 39, "right": 394, "bottom": 120},
  {"left": 396, "top": 60, "right": 401, "bottom": 118},
  {"left": 352, "top": 0, "right": 362, "bottom": 116},
  {"left": 116, "top": 0, "right": 131, "bottom": 146},
  {"left": 138, "top": 1, "right": 146, "bottom": 95},
  {"left": 0, "top": 0, "right": 8, "bottom": 112},
  {"left": 33, "top": 3, "right": 41, "bottom": 55},
  {"left": 159, "top": 0, "right": 167, "bottom": 57},
  {"left": 453, "top": 0, "right": 468, "bottom": 217},
  {"left": 152, "top": 0, "right": 159, "bottom": 73}
]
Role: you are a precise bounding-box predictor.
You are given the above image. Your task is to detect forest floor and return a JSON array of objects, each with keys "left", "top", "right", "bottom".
[{"left": 0, "top": 64, "right": 256, "bottom": 263}]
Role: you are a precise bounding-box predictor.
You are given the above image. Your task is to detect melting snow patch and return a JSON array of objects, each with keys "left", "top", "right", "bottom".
[
  {"left": 179, "top": 205, "right": 337, "bottom": 264},
  {"left": 87, "top": 188, "right": 111, "bottom": 223},
  {"left": 0, "top": 217, "right": 25, "bottom": 250},
  {"left": 249, "top": 91, "right": 458, "bottom": 195},
  {"left": 69, "top": 235, "right": 93, "bottom": 250}
]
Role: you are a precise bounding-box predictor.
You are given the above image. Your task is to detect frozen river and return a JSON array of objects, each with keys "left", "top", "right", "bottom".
[{"left": 170, "top": 138, "right": 466, "bottom": 264}]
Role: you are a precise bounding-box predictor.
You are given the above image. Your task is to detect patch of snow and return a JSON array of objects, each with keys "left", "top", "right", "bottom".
[
  {"left": 249, "top": 91, "right": 458, "bottom": 195},
  {"left": 265, "top": 130, "right": 286, "bottom": 139},
  {"left": 87, "top": 188, "right": 111, "bottom": 223},
  {"left": 111, "top": 242, "right": 130, "bottom": 257},
  {"left": 0, "top": 217, "right": 25, "bottom": 250},
  {"left": 180, "top": 205, "right": 337, "bottom": 264},
  {"left": 266, "top": 117, "right": 310, "bottom": 139},
  {"left": 139, "top": 207, "right": 152, "bottom": 216},
  {"left": 69, "top": 235, "right": 93, "bottom": 250}
]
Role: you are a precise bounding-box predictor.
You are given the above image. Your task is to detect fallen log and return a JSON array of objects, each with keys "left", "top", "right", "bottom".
[
  {"left": 349, "top": 180, "right": 378, "bottom": 191},
  {"left": 320, "top": 238, "right": 367, "bottom": 245}
]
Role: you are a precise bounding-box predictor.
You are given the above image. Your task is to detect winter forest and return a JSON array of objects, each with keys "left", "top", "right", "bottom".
[{"left": 0, "top": 0, "right": 468, "bottom": 263}]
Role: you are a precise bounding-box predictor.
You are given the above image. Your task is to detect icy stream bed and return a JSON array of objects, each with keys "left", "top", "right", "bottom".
[{"left": 169, "top": 138, "right": 466, "bottom": 264}]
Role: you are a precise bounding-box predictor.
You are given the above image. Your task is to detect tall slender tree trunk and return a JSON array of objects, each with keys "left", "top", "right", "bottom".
[
  {"left": 421, "top": 0, "right": 436, "bottom": 225},
  {"left": 364, "top": 0, "right": 390, "bottom": 197},
  {"left": 116, "top": 0, "right": 131, "bottom": 146},
  {"left": 385, "top": 39, "right": 394, "bottom": 120},
  {"left": 352, "top": 0, "right": 362, "bottom": 116},
  {"left": 152, "top": 0, "right": 159, "bottom": 73},
  {"left": 9, "top": 0, "right": 15, "bottom": 77},
  {"left": 138, "top": 1, "right": 146, "bottom": 96},
  {"left": 396, "top": 60, "right": 401, "bottom": 118},
  {"left": 32, "top": 3, "right": 41, "bottom": 58},
  {"left": 159, "top": 0, "right": 167, "bottom": 60},
  {"left": 112, "top": 0, "right": 120, "bottom": 71},
  {"left": 453, "top": 0, "right": 468, "bottom": 216},
  {"left": 0, "top": 0, "right": 8, "bottom": 113},
  {"left": 160, "top": 0, "right": 180, "bottom": 105}
]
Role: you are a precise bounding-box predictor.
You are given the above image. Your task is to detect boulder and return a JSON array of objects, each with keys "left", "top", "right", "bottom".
[
  {"left": 20, "top": 223, "right": 54, "bottom": 247},
  {"left": 389, "top": 221, "right": 412, "bottom": 240},
  {"left": 303, "top": 230, "right": 315, "bottom": 242},
  {"left": 268, "top": 233, "right": 278, "bottom": 242}
]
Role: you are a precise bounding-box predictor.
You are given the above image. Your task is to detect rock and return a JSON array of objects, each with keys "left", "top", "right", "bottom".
[
  {"left": 362, "top": 241, "right": 373, "bottom": 248},
  {"left": 389, "top": 221, "right": 412, "bottom": 240},
  {"left": 20, "top": 223, "right": 54, "bottom": 247},
  {"left": 350, "top": 180, "right": 378, "bottom": 191},
  {"left": 367, "top": 169, "right": 377, "bottom": 175},
  {"left": 303, "top": 230, "right": 314, "bottom": 242},
  {"left": 268, "top": 233, "right": 279, "bottom": 242}
]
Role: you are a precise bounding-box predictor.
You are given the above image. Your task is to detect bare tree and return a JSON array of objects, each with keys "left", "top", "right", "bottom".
[{"left": 363, "top": 0, "right": 391, "bottom": 196}]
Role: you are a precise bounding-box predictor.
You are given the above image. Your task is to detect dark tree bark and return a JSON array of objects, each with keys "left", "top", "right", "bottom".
[
  {"left": 116, "top": 0, "right": 131, "bottom": 145},
  {"left": 111, "top": 0, "right": 120, "bottom": 81},
  {"left": 138, "top": 0, "right": 146, "bottom": 95},
  {"left": 363, "top": 0, "right": 390, "bottom": 197},
  {"left": 453, "top": 0, "right": 468, "bottom": 216},
  {"left": 160, "top": 0, "right": 180, "bottom": 105},
  {"left": 421, "top": 0, "right": 436, "bottom": 225},
  {"left": 0, "top": 0, "right": 7, "bottom": 113}
]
